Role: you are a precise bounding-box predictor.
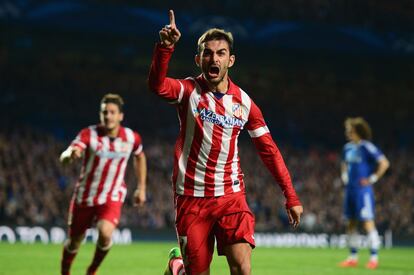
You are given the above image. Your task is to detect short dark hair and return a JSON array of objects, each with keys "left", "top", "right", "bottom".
[
  {"left": 197, "top": 28, "right": 234, "bottom": 54},
  {"left": 100, "top": 93, "right": 124, "bottom": 112},
  {"left": 345, "top": 117, "right": 372, "bottom": 140}
]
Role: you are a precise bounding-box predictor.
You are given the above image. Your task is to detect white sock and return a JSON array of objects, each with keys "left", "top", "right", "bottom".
[
  {"left": 348, "top": 232, "right": 359, "bottom": 259},
  {"left": 368, "top": 229, "right": 381, "bottom": 250},
  {"left": 367, "top": 229, "right": 380, "bottom": 261}
]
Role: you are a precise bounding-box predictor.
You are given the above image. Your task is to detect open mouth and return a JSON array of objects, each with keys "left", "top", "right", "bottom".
[{"left": 208, "top": 66, "right": 220, "bottom": 78}]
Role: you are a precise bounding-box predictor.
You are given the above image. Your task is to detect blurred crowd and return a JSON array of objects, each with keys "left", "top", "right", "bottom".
[
  {"left": 2, "top": 9, "right": 414, "bottom": 237},
  {"left": 0, "top": 126, "right": 413, "bottom": 236}
]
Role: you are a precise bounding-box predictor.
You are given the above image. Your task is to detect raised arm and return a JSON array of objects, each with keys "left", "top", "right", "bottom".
[
  {"left": 148, "top": 10, "right": 188, "bottom": 104},
  {"left": 246, "top": 101, "right": 303, "bottom": 228}
]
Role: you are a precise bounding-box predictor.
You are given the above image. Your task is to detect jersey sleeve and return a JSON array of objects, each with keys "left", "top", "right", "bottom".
[
  {"left": 70, "top": 128, "right": 90, "bottom": 152},
  {"left": 148, "top": 43, "right": 194, "bottom": 104},
  {"left": 362, "top": 141, "right": 385, "bottom": 162},
  {"left": 133, "top": 132, "right": 143, "bottom": 156},
  {"left": 246, "top": 101, "right": 302, "bottom": 209}
]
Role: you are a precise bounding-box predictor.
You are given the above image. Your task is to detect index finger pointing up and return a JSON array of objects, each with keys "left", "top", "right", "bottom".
[{"left": 169, "top": 10, "right": 176, "bottom": 27}]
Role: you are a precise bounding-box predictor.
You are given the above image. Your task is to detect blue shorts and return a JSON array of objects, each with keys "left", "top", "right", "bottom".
[{"left": 344, "top": 187, "right": 375, "bottom": 221}]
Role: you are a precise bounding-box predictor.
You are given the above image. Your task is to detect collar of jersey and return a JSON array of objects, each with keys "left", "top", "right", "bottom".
[
  {"left": 96, "top": 124, "right": 125, "bottom": 139},
  {"left": 196, "top": 74, "right": 238, "bottom": 95}
]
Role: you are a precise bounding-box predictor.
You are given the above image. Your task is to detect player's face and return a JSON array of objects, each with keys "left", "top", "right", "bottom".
[
  {"left": 196, "top": 39, "right": 235, "bottom": 86},
  {"left": 100, "top": 103, "right": 123, "bottom": 131},
  {"left": 345, "top": 124, "right": 359, "bottom": 142}
]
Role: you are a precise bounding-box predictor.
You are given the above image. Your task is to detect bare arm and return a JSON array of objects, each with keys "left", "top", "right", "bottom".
[
  {"left": 360, "top": 157, "right": 390, "bottom": 186},
  {"left": 375, "top": 157, "right": 390, "bottom": 179},
  {"left": 133, "top": 152, "right": 147, "bottom": 207},
  {"left": 341, "top": 161, "right": 348, "bottom": 185}
]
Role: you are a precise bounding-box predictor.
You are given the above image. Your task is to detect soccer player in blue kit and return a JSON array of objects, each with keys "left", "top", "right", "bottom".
[{"left": 339, "top": 117, "right": 389, "bottom": 269}]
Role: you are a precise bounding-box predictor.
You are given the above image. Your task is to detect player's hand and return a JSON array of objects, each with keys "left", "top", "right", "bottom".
[
  {"left": 286, "top": 205, "right": 303, "bottom": 229},
  {"left": 71, "top": 147, "right": 82, "bottom": 159},
  {"left": 59, "top": 147, "right": 82, "bottom": 165},
  {"left": 159, "top": 10, "right": 181, "bottom": 48},
  {"left": 133, "top": 188, "right": 146, "bottom": 207},
  {"left": 360, "top": 174, "right": 378, "bottom": 186},
  {"left": 360, "top": 178, "right": 370, "bottom": 186}
]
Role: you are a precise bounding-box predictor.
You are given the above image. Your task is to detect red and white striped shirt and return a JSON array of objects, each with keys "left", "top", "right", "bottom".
[
  {"left": 70, "top": 125, "right": 143, "bottom": 206},
  {"left": 148, "top": 44, "right": 301, "bottom": 208}
]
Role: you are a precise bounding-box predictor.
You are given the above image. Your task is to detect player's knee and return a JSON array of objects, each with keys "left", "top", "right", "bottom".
[
  {"left": 97, "top": 221, "right": 115, "bottom": 240},
  {"left": 347, "top": 220, "right": 358, "bottom": 231},
  {"left": 228, "top": 255, "right": 251, "bottom": 275},
  {"left": 363, "top": 220, "right": 376, "bottom": 232},
  {"left": 239, "top": 261, "right": 251, "bottom": 274},
  {"left": 229, "top": 261, "right": 251, "bottom": 275},
  {"left": 97, "top": 232, "right": 112, "bottom": 247}
]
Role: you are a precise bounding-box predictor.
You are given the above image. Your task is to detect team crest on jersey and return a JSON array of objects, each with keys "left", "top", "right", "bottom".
[{"left": 232, "top": 103, "right": 243, "bottom": 119}]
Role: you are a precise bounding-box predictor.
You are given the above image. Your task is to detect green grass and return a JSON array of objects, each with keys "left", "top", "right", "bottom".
[{"left": 0, "top": 242, "right": 413, "bottom": 274}]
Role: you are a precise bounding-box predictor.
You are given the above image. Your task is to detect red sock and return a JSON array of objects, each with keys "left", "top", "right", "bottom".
[
  {"left": 87, "top": 243, "right": 111, "bottom": 274},
  {"left": 170, "top": 258, "right": 185, "bottom": 275},
  {"left": 61, "top": 245, "right": 77, "bottom": 275}
]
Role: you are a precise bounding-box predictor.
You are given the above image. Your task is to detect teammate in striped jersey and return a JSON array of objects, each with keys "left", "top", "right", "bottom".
[
  {"left": 149, "top": 10, "right": 303, "bottom": 275},
  {"left": 339, "top": 117, "right": 389, "bottom": 269},
  {"left": 59, "top": 93, "right": 147, "bottom": 275}
]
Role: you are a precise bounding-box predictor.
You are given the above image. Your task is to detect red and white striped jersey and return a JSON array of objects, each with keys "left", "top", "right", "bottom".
[
  {"left": 70, "top": 125, "right": 143, "bottom": 206},
  {"left": 149, "top": 44, "right": 301, "bottom": 208}
]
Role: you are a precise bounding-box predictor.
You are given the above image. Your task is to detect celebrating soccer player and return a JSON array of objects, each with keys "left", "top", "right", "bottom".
[
  {"left": 148, "top": 10, "right": 303, "bottom": 275},
  {"left": 59, "top": 93, "right": 147, "bottom": 275},
  {"left": 339, "top": 117, "right": 389, "bottom": 269}
]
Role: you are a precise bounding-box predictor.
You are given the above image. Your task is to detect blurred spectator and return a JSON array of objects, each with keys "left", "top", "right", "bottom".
[{"left": 0, "top": 126, "right": 412, "bottom": 236}]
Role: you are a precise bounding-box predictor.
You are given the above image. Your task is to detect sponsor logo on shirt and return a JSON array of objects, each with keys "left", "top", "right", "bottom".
[
  {"left": 95, "top": 140, "right": 131, "bottom": 158},
  {"left": 96, "top": 150, "right": 129, "bottom": 158},
  {"left": 193, "top": 108, "right": 246, "bottom": 128}
]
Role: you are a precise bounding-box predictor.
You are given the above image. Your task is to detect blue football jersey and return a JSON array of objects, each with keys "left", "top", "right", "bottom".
[{"left": 342, "top": 140, "right": 384, "bottom": 190}]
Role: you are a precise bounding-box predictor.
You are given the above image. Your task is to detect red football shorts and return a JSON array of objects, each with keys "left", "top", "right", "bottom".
[
  {"left": 175, "top": 191, "right": 255, "bottom": 274},
  {"left": 67, "top": 199, "right": 122, "bottom": 237}
]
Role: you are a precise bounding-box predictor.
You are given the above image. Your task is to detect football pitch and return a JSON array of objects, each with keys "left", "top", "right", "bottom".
[{"left": 0, "top": 242, "right": 413, "bottom": 275}]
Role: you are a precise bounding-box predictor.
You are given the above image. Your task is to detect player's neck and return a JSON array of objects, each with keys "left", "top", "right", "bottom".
[
  {"left": 205, "top": 75, "right": 229, "bottom": 94},
  {"left": 106, "top": 126, "right": 120, "bottom": 138}
]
